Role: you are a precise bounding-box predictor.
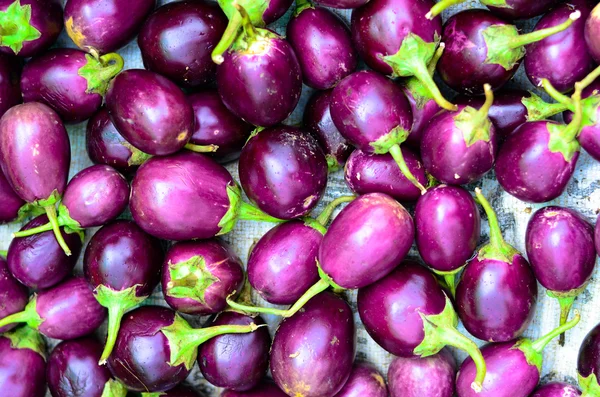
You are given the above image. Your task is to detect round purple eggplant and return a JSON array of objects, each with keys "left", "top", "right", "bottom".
[
  {"left": 0, "top": 276, "right": 106, "bottom": 340},
  {"left": 107, "top": 305, "right": 262, "bottom": 392},
  {"left": 335, "top": 361, "right": 387, "bottom": 397},
  {"left": 388, "top": 349, "right": 456, "bottom": 397},
  {"left": 162, "top": 240, "right": 244, "bottom": 315},
  {"left": 8, "top": 214, "right": 82, "bottom": 290},
  {"left": 270, "top": 291, "right": 356, "bottom": 397},
  {"left": 187, "top": 90, "right": 253, "bottom": 164},
  {"left": 586, "top": 3, "right": 600, "bottom": 63},
  {"left": 0, "top": 53, "right": 21, "bottom": 118},
  {"left": 0, "top": 326, "right": 46, "bottom": 397},
  {"left": 287, "top": 1, "right": 357, "bottom": 90},
  {"left": 0, "top": 257, "right": 27, "bottom": 333},
  {"left": 199, "top": 312, "right": 270, "bottom": 391},
  {"left": 239, "top": 125, "right": 328, "bottom": 219},
  {"left": 84, "top": 220, "right": 163, "bottom": 364},
  {"left": 138, "top": 1, "right": 227, "bottom": 88},
  {"left": 47, "top": 337, "right": 127, "bottom": 397},
  {"left": 130, "top": 150, "right": 282, "bottom": 241},
  {"left": 427, "top": 0, "right": 560, "bottom": 20},
  {"left": 0, "top": 0, "right": 63, "bottom": 57},
  {"left": 456, "top": 312, "right": 581, "bottom": 397},
  {"left": 106, "top": 69, "right": 194, "bottom": 156},
  {"left": 578, "top": 321, "right": 600, "bottom": 395},
  {"left": 64, "top": 0, "right": 155, "bottom": 54},
  {"left": 531, "top": 382, "right": 582, "bottom": 397},
  {"left": 526, "top": 206, "right": 596, "bottom": 345},
  {"left": 0, "top": 169, "right": 26, "bottom": 224},
  {"left": 221, "top": 380, "right": 287, "bottom": 397}
]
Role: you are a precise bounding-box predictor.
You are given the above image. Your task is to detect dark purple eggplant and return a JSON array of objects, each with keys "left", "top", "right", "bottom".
[
  {"left": 47, "top": 337, "right": 127, "bottom": 397},
  {"left": 0, "top": 256, "right": 27, "bottom": 333},
  {"left": 221, "top": 380, "right": 287, "bottom": 397},
  {"left": 531, "top": 382, "right": 582, "bottom": 397},
  {"left": 357, "top": 260, "right": 487, "bottom": 392},
  {"left": 427, "top": 0, "right": 560, "bottom": 20},
  {"left": 456, "top": 188, "right": 538, "bottom": 342},
  {"left": 84, "top": 220, "right": 163, "bottom": 364},
  {"left": 0, "top": 326, "right": 46, "bottom": 397},
  {"left": 64, "top": 0, "right": 155, "bottom": 54},
  {"left": 138, "top": 0, "right": 228, "bottom": 88},
  {"left": 21, "top": 48, "right": 123, "bottom": 124},
  {"left": 0, "top": 53, "right": 21, "bottom": 118},
  {"left": 239, "top": 125, "right": 328, "bottom": 220},
  {"left": 0, "top": 169, "right": 27, "bottom": 224},
  {"left": 335, "top": 362, "right": 388, "bottom": 397},
  {"left": 586, "top": 3, "right": 600, "bottom": 63},
  {"left": 388, "top": 349, "right": 456, "bottom": 397},
  {"left": 456, "top": 312, "right": 580, "bottom": 397},
  {"left": 0, "top": 0, "right": 63, "bottom": 57},
  {"left": 578, "top": 321, "right": 600, "bottom": 395},
  {"left": 270, "top": 292, "right": 356, "bottom": 397}
]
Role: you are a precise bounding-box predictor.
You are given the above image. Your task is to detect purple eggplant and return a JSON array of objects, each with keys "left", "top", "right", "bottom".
[
  {"left": 287, "top": 1, "right": 358, "bottom": 90},
  {"left": 303, "top": 89, "right": 352, "bottom": 171},
  {"left": 199, "top": 312, "right": 271, "bottom": 391},
  {"left": 47, "top": 337, "right": 127, "bottom": 397},
  {"left": 531, "top": 382, "right": 582, "bottom": 397},
  {"left": 0, "top": 102, "right": 71, "bottom": 254},
  {"left": 335, "top": 362, "right": 388, "bottom": 397},
  {"left": 270, "top": 292, "right": 356, "bottom": 397},
  {"left": 578, "top": 321, "right": 600, "bottom": 395},
  {"left": 21, "top": 48, "right": 123, "bottom": 124},
  {"left": 0, "top": 53, "right": 21, "bottom": 118},
  {"left": 162, "top": 239, "right": 244, "bottom": 315},
  {"left": 0, "top": 0, "right": 63, "bottom": 57},
  {"left": 0, "top": 170, "right": 27, "bottom": 224},
  {"left": 586, "top": 3, "right": 600, "bottom": 63},
  {"left": 64, "top": 0, "right": 155, "bottom": 54},
  {"left": 0, "top": 326, "right": 46, "bottom": 397},
  {"left": 456, "top": 312, "right": 581, "bottom": 397},
  {"left": 438, "top": 9, "right": 580, "bottom": 95},
  {"left": 239, "top": 125, "right": 328, "bottom": 219},
  {"left": 221, "top": 380, "right": 288, "bottom": 397},
  {"left": 0, "top": 256, "right": 27, "bottom": 333},
  {"left": 138, "top": 1, "right": 227, "bottom": 88},
  {"left": 7, "top": 214, "right": 82, "bottom": 289},
  {"left": 130, "top": 150, "right": 282, "bottom": 241},
  {"left": 107, "top": 305, "right": 262, "bottom": 392},
  {"left": 388, "top": 349, "right": 456, "bottom": 397},
  {"left": 526, "top": 206, "right": 596, "bottom": 345},
  {"left": 84, "top": 220, "right": 163, "bottom": 363},
  {"left": 0, "top": 277, "right": 106, "bottom": 340}
]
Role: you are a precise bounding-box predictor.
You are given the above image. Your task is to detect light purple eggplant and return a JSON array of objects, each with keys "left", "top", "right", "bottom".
[
  {"left": 83, "top": 220, "right": 163, "bottom": 364},
  {"left": 64, "top": 0, "right": 155, "bottom": 54},
  {"left": 456, "top": 312, "right": 581, "bottom": 397},
  {"left": 21, "top": 48, "right": 123, "bottom": 124},
  {"left": 0, "top": 53, "right": 21, "bottom": 118},
  {"left": 531, "top": 382, "right": 582, "bottom": 397},
  {"left": 287, "top": 1, "right": 358, "bottom": 90},
  {"left": 130, "top": 150, "right": 282, "bottom": 241},
  {"left": 0, "top": 170, "right": 27, "bottom": 224},
  {"left": 138, "top": 0, "right": 228, "bottom": 88},
  {"left": 221, "top": 379, "right": 288, "bottom": 397},
  {"left": 586, "top": 3, "right": 600, "bottom": 63},
  {"left": 0, "top": 256, "right": 27, "bottom": 333},
  {"left": 270, "top": 292, "right": 356, "bottom": 397},
  {"left": 335, "top": 362, "right": 388, "bottom": 397},
  {"left": 388, "top": 349, "right": 456, "bottom": 397},
  {"left": 0, "top": 0, "right": 63, "bottom": 57},
  {"left": 578, "top": 321, "right": 600, "bottom": 395},
  {"left": 162, "top": 239, "right": 244, "bottom": 315},
  {"left": 0, "top": 326, "right": 46, "bottom": 397},
  {"left": 427, "top": 0, "right": 560, "bottom": 20},
  {"left": 239, "top": 125, "right": 328, "bottom": 220}
]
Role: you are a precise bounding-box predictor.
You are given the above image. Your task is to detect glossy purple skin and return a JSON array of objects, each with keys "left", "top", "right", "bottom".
[
  {"left": 47, "top": 338, "right": 113, "bottom": 397},
  {"left": 248, "top": 220, "right": 321, "bottom": 305},
  {"left": 415, "top": 185, "right": 481, "bottom": 273},
  {"left": 330, "top": 70, "right": 413, "bottom": 152},
  {"left": 188, "top": 91, "right": 253, "bottom": 164},
  {"left": 488, "top": 0, "right": 560, "bottom": 19},
  {"left": 270, "top": 292, "right": 356, "bottom": 397},
  {"left": 263, "top": 0, "right": 294, "bottom": 23},
  {"left": 8, "top": 215, "right": 82, "bottom": 290},
  {"left": 106, "top": 69, "right": 193, "bottom": 156},
  {"left": 0, "top": 332, "right": 46, "bottom": 397},
  {"left": 335, "top": 362, "right": 388, "bottom": 397},
  {"left": 0, "top": 0, "right": 63, "bottom": 57},
  {"left": 320, "top": 193, "right": 414, "bottom": 289},
  {"left": 578, "top": 322, "right": 600, "bottom": 384},
  {"left": 36, "top": 277, "right": 107, "bottom": 340},
  {"left": 138, "top": 1, "right": 227, "bottom": 88},
  {"left": 287, "top": 6, "right": 357, "bottom": 90},
  {"left": 0, "top": 102, "right": 70, "bottom": 203},
  {"left": 0, "top": 258, "right": 27, "bottom": 333},
  {"left": 531, "top": 382, "right": 582, "bottom": 397},
  {"left": 344, "top": 148, "right": 427, "bottom": 203},
  {"left": 161, "top": 240, "right": 244, "bottom": 315},
  {"left": 221, "top": 380, "right": 287, "bottom": 397},
  {"left": 199, "top": 312, "right": 270, "bottom": 391},
  {"left": 525, "top": 0, "right": 595, "bottom": 93},
  {"left": 0, "top": 169, "right": 24, "bottom": 223},
  {"left": 64, "top": 0, "right": 155, "bottom": 54},
  {"left": 130, "top": 151, "right": 234, "bottom": 241},
  {"left": 107, "top": 306, "right": 190, "bottom": 392},
  {"left": 388, "top": 349, "right": 456, "bottom": 397},
  {"left": 402, "top": 87, "right": 441, "bottom": 149},
  {"left": 0, "top": 53, "right": 21, "bottom": 118},
  {"left": 586, "top": 4, "right": 600, "bottom": 62},
  {"left": 350, "top": 0, "right": 441, "bottom": 75},
  {"left": 495, "top": 121, "right": 579, "bottom": 203},
  {"left": 84, "top": 220, "right": 163, "bottom": 297},
  {"left": 62, "top": 165, "right": 129, "bottom": 228},
  {"left": 21, "top": 48, "right": 102, "bottom": 124},
  {"left": 239, "top": 125, "right": 328, "bottom": 220},
  {"left": 315, "top": 0, "right": 370, "bottom": 8}
]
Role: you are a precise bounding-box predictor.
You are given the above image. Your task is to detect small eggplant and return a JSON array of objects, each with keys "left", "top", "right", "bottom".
[
  {"left": 586, "top": 3, "right": 600, "bottom": 63},
  {"left": 388, "top": 349, "right": 456, "bottom": 397},
  {"left": 578, "top": 321, "right": 600, "bottom": 396},
  {"left": 428, "top": 0, "right": 560, "bottom": 20},
  {"left": 0, "top": 53, "right": 21, "bottom": 118},
  {"left": 221, "top": 380, "right": 287, "bottom": 396},
  {"left": 0, "top": 326, "right": 46, "bottom": 397},
  {"left": 531, "top": 382, "right": 582, "bottom": 397},
  {"left": 0, "top": 256, "right": 27, "bottom": 333},
  {"left": 335, "top": 362, "right": 388, "bottom": 397}
]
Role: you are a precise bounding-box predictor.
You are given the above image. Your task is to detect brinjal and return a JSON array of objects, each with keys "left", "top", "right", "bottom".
[
  {"left": 0, "top": 256, "right": 27, "bottom": 333},
  {"left": 0, "top": 326, "right": 46, "bottom": 397},
  {"left": 0, "top": 53, "right": 21, "bottom": 118},
  {"left": 531, "top": 382, "right": 582, "bottom": 397},
  {"left": 335, "top": 362, "right": 388, "bottom": 397},
  {"left": 578, "top": 321, "right": 600, "bottom": 396},
  {"left": 428, "top": 0, "right": 560, "bottom": 20},
  {"left": 586, "top": 3, "right": 600, "bottom": 63},
  {"left": 221, "top": 380, "right": 287, "bottom": 396},
  {"left": 388, "top": 349, "right": 456, "bottom": 397}
]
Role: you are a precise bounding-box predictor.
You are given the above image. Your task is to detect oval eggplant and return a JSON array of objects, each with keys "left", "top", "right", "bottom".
[
  {"left": 0, "top": 326, "right": 46, "bottom": 397},
  {"left": 388, "top": 349, "right": 456, "bottom": 397},
  {"left": 0, "top": 53, "right": 21, "bottom": 118},
  {"left": 0, "top": 257, "right": 27, "bottom": 333},
  {"left": 335, "top": 361, "right": 388, "bottom": 397}
]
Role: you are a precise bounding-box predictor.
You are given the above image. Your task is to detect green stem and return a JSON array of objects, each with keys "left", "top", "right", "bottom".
[
  {"left": 212, "top": 11, "right": 243, "bottom": 64},
  {"left": 427, "top": 43, "right": 445, "bottom": 75},
  {"left": 508, "top": 11, "right": 581, "bottom": 49},
  {"left": 426, "top": 0, "right": 466, "bottom": 19},
  {"left": 389, "top": 144, "right": 427, "bottom": 195},
  {"left": 99, "top": 303, "right": 127, "bottom": 365},
  {"left": 44, "top": 205, "right": 71, "bottom": 256},
  {"left": 438, "top": 325, "right": 486, "bottom": 392},
  {"left": 542, "top": 79, "right": 575, "bottom": 110},
  {"left": 557, "top": 295, "right": 576, "bottom": 346},
  {"left": 237, "top": 201, "right": 285, "bottom": 224},
  {"left": 236, "top": 4, "right": 257, "bottom": 43},
  {"left": 410, "top": 59, "right": 457, "bottom": 111},
  {"left": 0, "top": 298, "right": 42, "bottom": 330},
  {"left": 294, "top": 0, "right": 312, "bottom": 15},
  {"left": 184, "top": 143, "right": 219, "bottom": 153},
  {"left": 531, "top": 310, "right": 580, "bottom": 352},
  {"left": 532, "top": 102, "right": 570, "bottom": 120},
  {"left": 315, "top": 196, "right": 355, "bottom": 226},
  {"left": 472, "top": 84, "right": 494, "bottom": 128},
  {"left": 578, "top": 65, "right": 600, "bottom": 91},
  {"left": 12, "top": 221, "right": 53, "bottom": 237},
  {"left": 474, "top": 188, "right": 507, "bottom": 252},
  {"left": 560, "top": 84, "right": 584, "bottom": 142}
]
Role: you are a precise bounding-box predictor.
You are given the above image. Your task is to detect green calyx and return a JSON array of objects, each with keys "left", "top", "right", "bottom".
[
  {"left": 165, "top": 256, "right": 220, "bottom": 305},
  {"left": 434, "top": 266, "right": 464, "bottom": 298},
  {"left": 522, "top": 92, "right": 569, "bottom": 121},
  {"left": 101, "top": 379, "right": 128, "bottom": 397},
  {"left": 404, "top": 43, "right": 446, "bottom": 109},
  {"left": 230, "top": 5, "right": 278, "bottom": 55},
  {"left": 455, "top": 83, "right": 494, "bottom": 147},
  {"left": 218, "top": 0, "right": 269, "bottom": 25},
  {"left": 326, "top": 154, "right": 341, "bottom": 173},
  {"left": 294, "top": 0, "right": 313, "bottom": 16},
  {"left": 122, "top": 142, "right": 152, "bottom": 166},
  {"left": 546, "top": 80, "right": 584, "bottom": 162},
  {"left": 79, "top": 53, "right": 124, "bottom": 96},
  {"left": 0, "top": 297, "right": 43, "bottom": 331},
  {"left": 4, "top": 325, "right": 46, "bottom": 359},
  {"left": 16, "top": 202, "right": 45, "bottom": 223},
  {"left": 0, "top": 0, "right": 41, "bottom": 55},
  {"left": 370, "top": 126, "right": 410, "bottom": 154},
  {"left": 12, "top": 201, "right": 84, "bottom": 245},
  {"left": 579, "top": 373, "right": 600, "bottom": 397}
]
